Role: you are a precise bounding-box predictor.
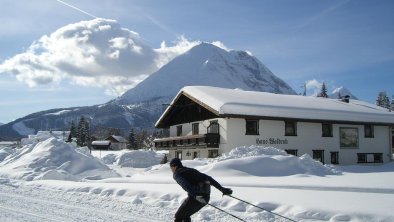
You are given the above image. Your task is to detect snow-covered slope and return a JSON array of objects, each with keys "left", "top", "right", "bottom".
[
  {"left": 117, "top": 43, "right": 296, "bottom": 104},
  {"left": 1, "top": 142, "right": 394, "bottom": 221},
  {"left": 0, "top": 137, "right": 119, "bottom": 181}
]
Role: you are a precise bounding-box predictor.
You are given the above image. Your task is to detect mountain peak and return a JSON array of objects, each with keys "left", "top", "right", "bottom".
[
  {"left": 188, "top": 42, "right": 228, "bottom": 53},
  {"left": 117, "top": 43, "right": 296, "bottom": 104},
  {"left": 330, "top": 86, "right": 358, "bottom": 100}
]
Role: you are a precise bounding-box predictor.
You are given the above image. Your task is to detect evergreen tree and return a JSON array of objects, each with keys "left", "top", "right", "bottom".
[
  {"left": 67, "top": 121, "right": 77, "bottom": 142},
  {"left": 85, "top": 121, "right": 91, "bottom": 145},
  {"left": 376, "top": 91, "right": 390, "bottom": 109},
  {"left": 317, "top": 82, "right": 328, "bottom": 98},
  {"left": 391, "top": 95, "right": 394, "bottom": 111},
  {"left": 76, "top": 116, "right": 89, "bottom": 147},
  {"left": 136, "top": 130, "right": 148, "bottom": 149},
  {"left": 128, "top": 128, "right": 137, "bottom": 150}
]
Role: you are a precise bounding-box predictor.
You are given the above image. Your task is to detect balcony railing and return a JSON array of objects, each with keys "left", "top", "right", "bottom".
[{"left": 154, "top": 133, "right": 220, "bottom": 150}]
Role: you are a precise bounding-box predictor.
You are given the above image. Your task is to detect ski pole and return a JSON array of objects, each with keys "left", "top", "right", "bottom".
[
  {"left": 206, "top": 203, "right": 246, "bottom": 222},
  {"left": 227, "top": 195, "right": 298, "bottom": 222}
]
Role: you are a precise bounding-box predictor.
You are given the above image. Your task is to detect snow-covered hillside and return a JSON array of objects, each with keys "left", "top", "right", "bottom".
[{"left": 1, "top": 136, "right": 393, "bottom": 221}]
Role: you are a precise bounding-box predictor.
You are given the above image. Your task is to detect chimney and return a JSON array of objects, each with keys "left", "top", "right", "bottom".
[{"left": 341, "top": 95, "right": 350, "bottom": 103}]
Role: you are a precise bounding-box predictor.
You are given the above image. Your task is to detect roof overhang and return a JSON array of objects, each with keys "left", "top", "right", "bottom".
[{"left": 155, "top": 90, "right": 219, "bottom": 128}]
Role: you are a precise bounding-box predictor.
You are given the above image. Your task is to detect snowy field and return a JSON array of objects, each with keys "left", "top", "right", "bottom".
[{"left": 1, "top": 137, "right": 394, "bottom": 222}]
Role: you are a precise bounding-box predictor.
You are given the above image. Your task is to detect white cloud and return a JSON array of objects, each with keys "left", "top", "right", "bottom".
[
  {"left": 155, "top": 35, "right": 201, "bottom": 67},
  {"left": 0, "top": 19, "right": 201, "bottom": 96},
  {"left": 211, "top": 41, "right": 231, "bottom": 51},
  {"left": 305, "top": 79, "right": 323, "bottom": 96}
]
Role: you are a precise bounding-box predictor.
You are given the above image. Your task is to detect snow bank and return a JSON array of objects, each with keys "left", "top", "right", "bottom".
[
  {"left": 102, "top": 150, "right": 164, "bottom": 168},
  {"left": 0, "top": 138, "right": 119, "bottom": 181},
  {"left": 0, "top": 146, "right": 15, "bottom": 161},
  {"left": 224, "top": 145, "right": 288, "bottom": 157},
  {"left": 203, "top": 146, "right": 341, "bottom": 176},
  {"left": 20, "top": 130, "right": 69, "bottom": 146}
]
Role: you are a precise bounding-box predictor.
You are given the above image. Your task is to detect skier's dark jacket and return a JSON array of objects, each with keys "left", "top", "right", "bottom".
[{"left": 173, "top": 166, "right": 224, "bottom": 199}]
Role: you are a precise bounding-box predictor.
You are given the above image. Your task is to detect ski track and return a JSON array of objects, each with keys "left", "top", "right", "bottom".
[
  {"left": 108, "top": 180, "right": 394, "bottom": 194},
  {"left": 0, "top": 182, "right": 279, "bottom": 222},
  {"left": 228, "top": 184, "right": 394, "bottom": 194},
  {"left": 0, "top": 183, "right": 166, "bottom": 222}
]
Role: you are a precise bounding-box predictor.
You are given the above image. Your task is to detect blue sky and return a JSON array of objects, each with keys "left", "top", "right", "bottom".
[{"left": 0, "top": 0, "right": 393, "bottom": 124}]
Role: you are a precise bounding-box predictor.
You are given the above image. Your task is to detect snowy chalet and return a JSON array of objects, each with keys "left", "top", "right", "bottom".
[
  {"left": 154, "top": 86, "right": 394, "bottom": 165},
  {"left": 105, "top": 135, "right": 127, "bottom": 150}
]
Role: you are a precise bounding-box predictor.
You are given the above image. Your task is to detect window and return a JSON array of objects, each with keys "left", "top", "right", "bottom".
[
  {"left": 176, "top": 151, "right": 182, "bottom": 159},
  {"left": 357, "top": 153, "right": 383, "bottom": 163},
  {"left": 192, "top": 123, "right": 199, "bottom": 135},
  {"left": 392, "top": 129, "right": 394, "bottom": 149},
  {"left": 176, "top": 125, "right": 182, "bottom": 136},
  {"left": 374, "top": 153, "right": 383, "bottom": 163},
  {"left": 340, "top": 127, "right": 359, "bottom": 148},
  {"left": 208, "top": 150, "right": 219, "bottom": 158},
  {"left": 322, "top": 123, "right": 333, "bottom": 137},
  {"left": 285, "top": 121, "right": 297, "bottom": 136},
  {"left": 364, "top": 125, "right": 374, "bottom": 138},
  {"left": 331, "top": 152, "right": 339, "bottom": 164},
  {"left": 193, "top": 152, "right": 198, "bottom": 159},
  {"left": 285, "top": 149, "right": 298, "bottom": 156},
  {"left": 246, "top": 119, "right": 259, "bottom": 135},
  {"left": 207, "top": 121, "right": 219, "bottom": 134},
  {"left": 357, "top": 153, "right": 366, "bottom": 163},
  {"left": 313, "top": 150, "right": 324, "bottom": 164}
]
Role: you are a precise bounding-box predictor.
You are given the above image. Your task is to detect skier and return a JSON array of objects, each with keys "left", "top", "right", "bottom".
[{"left": 170, "top": 158, "right": 233, "bottom": 222}]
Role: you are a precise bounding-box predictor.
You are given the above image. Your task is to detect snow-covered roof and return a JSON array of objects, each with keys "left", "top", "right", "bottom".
[
  {"left": 92, "top": 141, "right": 111, "bottom": 146},
  {"left": 156, "top": 86, "right": 394, "bottom": 126},
  {"left": 108, "top": 135, "right": 127, "bottom": 143}
]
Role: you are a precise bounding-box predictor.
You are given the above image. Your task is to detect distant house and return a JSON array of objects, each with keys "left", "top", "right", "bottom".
[
  {"left": 105, "top": 135, "right": 127, "bottom": 150},
  {"left": 91, "top": 140, "right": 111, "bottom": 150},
  {"left": 154, "top": 86, "right": 394, "bottom": 165}
]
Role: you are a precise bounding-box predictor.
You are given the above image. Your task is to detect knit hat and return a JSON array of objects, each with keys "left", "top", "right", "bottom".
[{"left": 169, "top": 158, "right": 183, "bottom": 167}]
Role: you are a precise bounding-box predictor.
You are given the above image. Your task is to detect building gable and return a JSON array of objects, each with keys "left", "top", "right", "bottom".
[{"left": 156, "top": 93, "right": 219, "bottom": 128}]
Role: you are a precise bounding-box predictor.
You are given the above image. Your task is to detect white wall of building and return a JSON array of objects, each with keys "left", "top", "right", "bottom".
[
  {"left": 165, "top": 118, "right": 391, "bottom": 165},
  {"left": 168, "top": 119, "right": 226, "bottom": 160},
  {"left": 224, "top": 118, "right": 391, "bottom": 165}
]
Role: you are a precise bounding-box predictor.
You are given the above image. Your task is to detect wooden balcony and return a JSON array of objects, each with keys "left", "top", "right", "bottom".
[{"left": 154, "top": 133, "right": 220, "bottom": 150}]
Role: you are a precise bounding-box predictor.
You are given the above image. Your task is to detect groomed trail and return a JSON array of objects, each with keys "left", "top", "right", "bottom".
[
  {"left": 0, "top": 182, "right": 166, "bottom": 222},
  {"left": 0, "top": 181, "right": 253, "bottom": 222}
]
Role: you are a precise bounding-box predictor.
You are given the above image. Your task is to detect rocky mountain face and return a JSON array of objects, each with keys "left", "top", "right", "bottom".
[{"left": 0, "top": 43, "right": 296, "bottom": 140}]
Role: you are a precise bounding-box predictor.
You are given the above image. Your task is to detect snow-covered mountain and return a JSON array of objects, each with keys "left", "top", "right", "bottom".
[
  {"left": 329, "top": 86, "right": 358, "bottom": 100},
  {"left": 0, "top": 43, "right": 296, "bottom": 139},
  {"left": 117, "top": 43, "right": 295, "bottom": 105}
]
